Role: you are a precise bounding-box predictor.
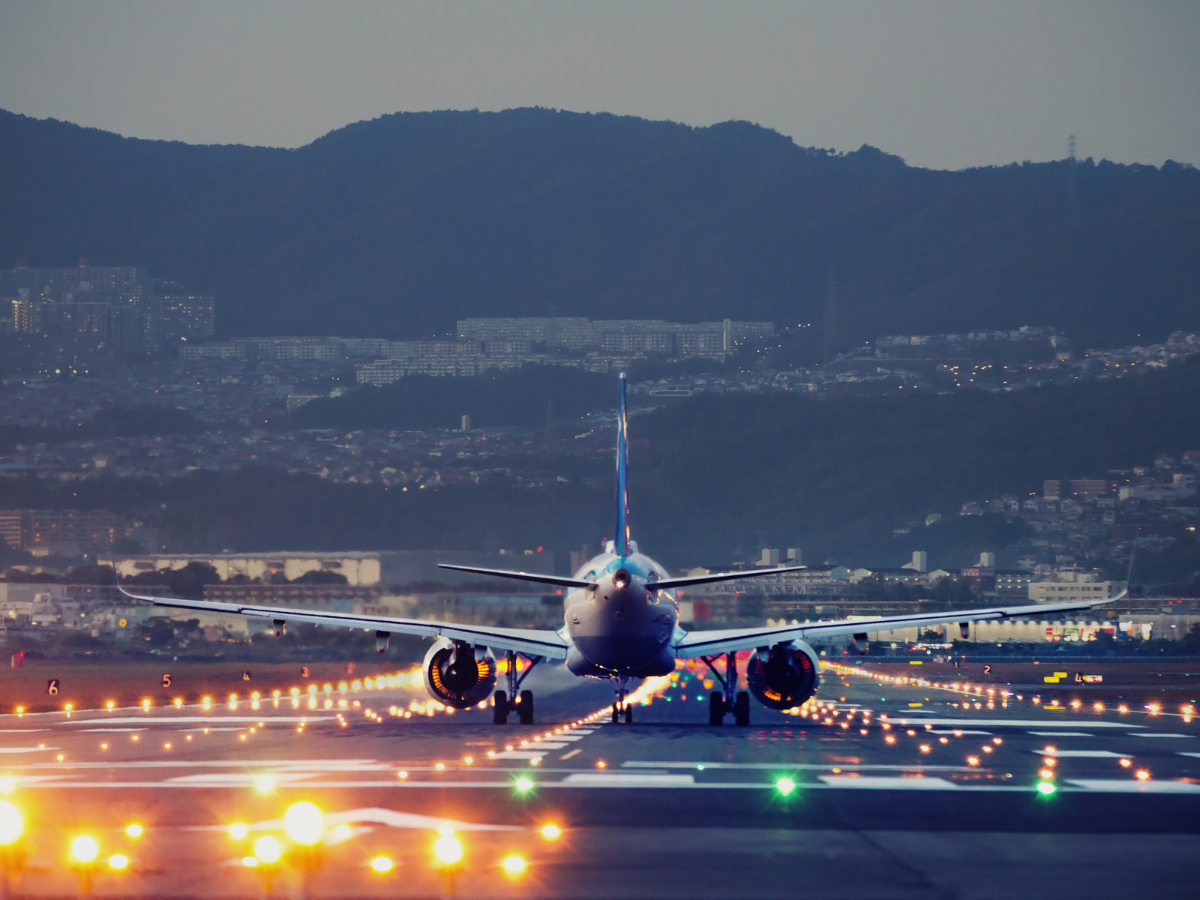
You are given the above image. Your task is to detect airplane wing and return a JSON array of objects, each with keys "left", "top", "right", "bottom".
[
  {"left": 116, "top": 587, "right": 569, "bottom": 659},
  {"left": 435, "top": 564, "right": 594, "bottom": 589},
  {"left": 673, "top": 596, "right": 1117, "bottom": 658},
  {"left": 650, "top": 565, "right": 806, "bottom": 590}
]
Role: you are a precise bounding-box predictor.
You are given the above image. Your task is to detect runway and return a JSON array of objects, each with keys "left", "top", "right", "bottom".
[{"left": 1, "top": 661, "right": 1198, "bottom": 898}]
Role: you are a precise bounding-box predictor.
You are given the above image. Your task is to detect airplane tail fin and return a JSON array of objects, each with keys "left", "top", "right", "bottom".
[{"left": 614, "top": 372, "right": 631, "bottom": 557}]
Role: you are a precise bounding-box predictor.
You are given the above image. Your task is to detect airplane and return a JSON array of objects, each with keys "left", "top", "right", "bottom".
[{"left": 115, "top": 373, "right": 1118, "bottom": 727}]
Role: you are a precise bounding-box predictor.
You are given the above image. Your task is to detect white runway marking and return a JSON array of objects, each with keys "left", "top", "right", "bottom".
[
  {"left": 562, "top": 773, "right": 696, "bottom": 787},
  {"left": 167, "top": 772, "right": 319, "bottom": 786},
  {"left": 1029, "top": 731, "right": 1094, "bottom": 737},
  {"left": 529, "top": 742, "right": 569, "bottom": 749},
  {"left": 0, "top": 746, "right": 57, "bottom": 753},
  {"left": 77, "top": 728, "right": 147, "bottom": 733},
  {"left": 623, "top": 761, "right": 975, "bottom": 771},
  {"left": 560, "top": 749, "right": 582, "bottom": 760},
  {"left": 819, "top": 776, "right": 959, "bottom": 790},
  {"left": 929, "top": 730, "right": 992, "bottom": 735},
  {"left": 1034, "top": 750, "right": 1123, "bottom": 758},
  {"left": 189, "top": 807, "right": 520, "bottom": 832},
  {"left": 1066, "top": 780, "right": 1200, "bottom": 793},
  {"left": 492, "top": 750, "right": 546, "bottom": 760},
  {"left": 1131, "top": 733, "right": 1194, "bottom": 739}
]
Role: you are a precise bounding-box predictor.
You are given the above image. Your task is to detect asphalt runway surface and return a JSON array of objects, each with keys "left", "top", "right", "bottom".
[{"left": 1, "top": 661, "right": 1198, "bottom": 899}]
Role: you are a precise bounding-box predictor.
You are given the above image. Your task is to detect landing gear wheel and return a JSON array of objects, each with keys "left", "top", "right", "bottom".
[
  {"left": 734, "top": 691, "right": 750, "bottom": 727},
  {"left": 518, "top": 689, "right": 534, "bottom": 725},
  {"left": 709, "top": 691, "right": 725, "bottom": 726},
  {"left": 624, "top": 703, "right": 633, "bottom": 724},
  {"left": 493, "top": 690, "right": 508, "bottom": 725},
  {"left": 612, "top": 703, "right": 620, "bottom": 723}
]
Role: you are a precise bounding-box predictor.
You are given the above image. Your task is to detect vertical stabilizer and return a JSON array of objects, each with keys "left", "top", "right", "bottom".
[{"left": 614, "top": 372, "right": 631, "bottom": 557}]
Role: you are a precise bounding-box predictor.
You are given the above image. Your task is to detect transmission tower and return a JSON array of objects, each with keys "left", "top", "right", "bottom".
[{"left": 1065, "top": 134, "right": 1080, "bottom": 229}]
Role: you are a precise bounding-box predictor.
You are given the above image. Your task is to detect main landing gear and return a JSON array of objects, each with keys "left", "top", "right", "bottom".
[
  {"left": 493, "top": 650, "right": 543, "bottom": 726},
  {"left": 611, "top": 679, "right": 633, "bottom": 724},
  {"left": 702, "top": 651, "right": 750, "bottom": 726}
]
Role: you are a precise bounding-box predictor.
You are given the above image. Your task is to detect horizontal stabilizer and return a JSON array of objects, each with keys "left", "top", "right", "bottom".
[
  {"left": 649, "top": 565, "right": 806, "bottom": 591},
  {"left": 436, "top": 564, "right": 594, "bottom": 589}
]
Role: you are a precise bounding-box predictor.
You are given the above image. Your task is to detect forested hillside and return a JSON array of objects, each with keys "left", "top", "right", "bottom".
[{"left": 2, "top": 107, "right": 1198, "bottom": 349}]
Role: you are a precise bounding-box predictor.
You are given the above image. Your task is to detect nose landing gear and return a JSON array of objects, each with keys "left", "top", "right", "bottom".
[
  {"left": 702, "top": 652, "right": 750, "bottom": 726},
  {"left": 611, "top": 679, "right": 633, "bottom": 724}
]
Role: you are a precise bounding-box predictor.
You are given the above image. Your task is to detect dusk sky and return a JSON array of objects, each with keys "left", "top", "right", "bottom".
[{"left": 1, "top": 1, "right": 1197, "bottom": 170}]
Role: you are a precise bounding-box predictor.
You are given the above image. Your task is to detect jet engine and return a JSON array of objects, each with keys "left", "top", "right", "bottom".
[
  {"left": 747, "top": 640, "right": 820, "bottom": 710},
  {"left": 422, "top": 638, "right": 497, "bottom": 709}
]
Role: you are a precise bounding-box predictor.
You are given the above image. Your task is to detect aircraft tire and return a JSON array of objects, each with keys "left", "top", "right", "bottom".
[
  {"left": 734, "top": 691, "right": 750, "bottom": 726},
  {"left": 624, "top": 703, "right": 632, "bottom": 724},
  {"left": 493, "top": 690, "right": 508, "bottom": 725},
  {"left": 709, "top": 692, "right": 725, "bottom": 726},
  {"left": 612, "top": 703, "right": 619, "bottom": 723},
  {"left": 518, "top": 690, "right": 534, "bottom": 725}
]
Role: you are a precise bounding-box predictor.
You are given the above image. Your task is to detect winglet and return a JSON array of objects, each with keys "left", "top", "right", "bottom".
[
  {"left": 107, "top": 538, "right": 128, "bottom": 595},
  {"left": 614, "top": 372, "right": 631, "bottom": 557}
]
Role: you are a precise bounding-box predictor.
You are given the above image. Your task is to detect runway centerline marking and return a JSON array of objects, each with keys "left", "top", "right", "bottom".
[
  {"left": 562, "top": 773, "right": 696, "bottom": 787},
  {"left": 819, "top": 776, "right": 960, "bottom": 790}
]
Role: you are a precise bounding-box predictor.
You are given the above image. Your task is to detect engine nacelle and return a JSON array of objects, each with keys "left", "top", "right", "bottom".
[
  {"left": 747, "top": 640, "right": 820, "bottom": 710},
  {"left": 423, "top": 638, "right": 497, "bottom": 709}
]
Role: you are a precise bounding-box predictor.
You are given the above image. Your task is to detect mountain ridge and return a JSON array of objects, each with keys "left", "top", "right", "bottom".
[{"left": 2, "top": 106, "right": 1197, "bottom": 349}]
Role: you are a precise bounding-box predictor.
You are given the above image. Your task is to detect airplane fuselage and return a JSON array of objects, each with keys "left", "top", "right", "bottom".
[{"left": 563, "top": 551, "right": 679, "bottom": 678}]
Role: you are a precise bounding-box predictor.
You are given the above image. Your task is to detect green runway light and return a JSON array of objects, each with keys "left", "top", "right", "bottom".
[
  {"left": 1037, "top": 782, "right": 1057, "bottom": 796},
  {"left": 775, "top": 777, "right": 797, "bottom": 796},
  {"left": 514, "top": 777, "right": 534, "bottom": 793}
]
